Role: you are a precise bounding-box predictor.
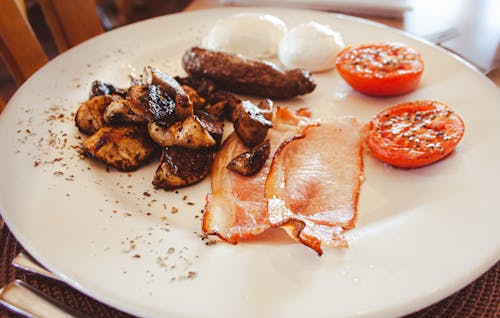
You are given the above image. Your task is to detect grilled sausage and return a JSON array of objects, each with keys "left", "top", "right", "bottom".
[{"left": 182, "top": 47, "right": 316, "bottom": 99}]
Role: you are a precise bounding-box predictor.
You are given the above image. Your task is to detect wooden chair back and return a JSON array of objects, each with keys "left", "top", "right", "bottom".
[
  {"left": 39, "top": 0, "right": 104, "bottom": 52},
  {"left": 0, "top": 0, "right": 104, "bottom": 112},
  {"left": 0, "top": 0, "right": 48, "bottom": 85},
  {"left": 0, "top": 96, "right": 5, "bottom": 113}
]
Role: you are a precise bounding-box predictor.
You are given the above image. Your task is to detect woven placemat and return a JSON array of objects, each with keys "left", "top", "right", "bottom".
[{"left": 0, "top": 222, "right": 498, "bottom": 318}]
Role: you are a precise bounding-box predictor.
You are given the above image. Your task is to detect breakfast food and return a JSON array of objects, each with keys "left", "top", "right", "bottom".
[
  {"left": 77, "top": 50, "right": 313, "bottom": 189},
  {"left": 152, "top": 146, "right": 214, "bottom": 189},
  {"left": 102, "top": 98, "right": 145, "bottom": 125},
  {"left": 367, "top": 100, "right": 465, "bottom": 168},
  {"left": 90, "top": 80, "right": 127, "bottom": 97},
  {"left": 336, "top": 42, "right": 424, "bottom": 96},
  {"left": 75, "top": 95, "right": 123, "bottom": 134},
  {"left": 203, "top": 107, "right": 315, "bottom": 243},
  {"left": 75, "top": 65, "right": 232, "bottom": 187},
  {"left": 81, "top": 125, "right": 156, "bottom": 171},
  {"left": 226, "top": 139, "right": 271, "bottom": 176},
  {"left": 203, "top": 108, "right": 364, "bottom": 255},
  {"left": 202, "top": 13, "right": 287, "bottom": 59},
  {"left": 147, "top": 114, "right": 219, "bottom": 149},
  {"left": 128, "top": 66, "right": 192, "bottom": 125},
  {"left": 72, "top": 34, "right": 466, "bottom": 255},
  {"left": 266, "top": 117, "right": 364, "bottom": 255},
  {"left": 233, "top": 100, "right": 273, "bottom": 147},
  {"left": 279, "top": 21, "right": 344, "bottom": 72},
  {"left": 182, "top": 47, "right": 316, "bottom": 99}
]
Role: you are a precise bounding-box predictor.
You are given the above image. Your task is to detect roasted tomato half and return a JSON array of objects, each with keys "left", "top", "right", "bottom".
[
  {"left": 336, "top": 43, "right": 424, "bottom": 96},
  {"left": 367, "top": 100, "right": 464, "bottom": 168}
]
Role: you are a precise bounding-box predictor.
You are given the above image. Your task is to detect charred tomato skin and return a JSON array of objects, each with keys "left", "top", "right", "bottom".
[
  {"left": 367, "top": 100, "right": 465, "bottom": 168},
  {"left": 336, "top": 43, "right": 424, "bottom": 96}
]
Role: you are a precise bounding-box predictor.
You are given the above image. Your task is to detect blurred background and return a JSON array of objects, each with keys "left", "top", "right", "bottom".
[
  {"left": 0, "top": 0, "right": 192, "bottom": 102},
  {"left": 1, "top": 0, "right": 499, "bottom": 103}
]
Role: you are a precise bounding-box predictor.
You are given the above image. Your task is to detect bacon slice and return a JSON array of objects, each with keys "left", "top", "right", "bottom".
[
  {"left": 202, "top": 108, "right": 313, "bottom": 243},
  {"left": 265, "top": 117, "right": 364, "bottom": 255}
]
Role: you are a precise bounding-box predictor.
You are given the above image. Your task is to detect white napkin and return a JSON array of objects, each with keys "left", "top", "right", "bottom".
[{"left": 219, "top": 0, "right": 412, "bottom": 19}]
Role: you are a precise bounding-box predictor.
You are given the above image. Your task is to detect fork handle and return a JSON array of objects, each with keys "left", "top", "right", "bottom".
[{"left": 0, "top": 279, "right": 87, "bottom": 318}]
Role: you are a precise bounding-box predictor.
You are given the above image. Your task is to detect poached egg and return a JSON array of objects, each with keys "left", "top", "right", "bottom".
[
  {"left": 279, "top": 21, "right": 344, "bottom": 72},
  {"left": 202, "top": 13, "right": 287, "bottom": 59}
]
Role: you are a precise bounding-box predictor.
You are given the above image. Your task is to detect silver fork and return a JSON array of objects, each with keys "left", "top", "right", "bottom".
[
  {"left": 0, "top": 252, "right": 87, "bottom": 318},
  {"left": 10, "top": 252, "right": 62, "bottom": 282}
]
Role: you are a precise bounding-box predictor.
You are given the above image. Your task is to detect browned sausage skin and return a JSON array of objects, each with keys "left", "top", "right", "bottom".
[{"left": 182, "top": 47, "right": 316, "bottom": 99}]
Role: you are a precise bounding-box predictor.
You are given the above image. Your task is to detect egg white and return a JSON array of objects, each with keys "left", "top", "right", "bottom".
[
  {"left": 202, "top": 13, "right": 288, "bottom": 59},
  {"left": 279, "top": 21, "right": 345, "bottom": 72}
]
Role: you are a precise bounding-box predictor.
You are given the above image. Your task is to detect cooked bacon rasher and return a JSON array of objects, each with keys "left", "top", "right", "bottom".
[
  {"left": 266, "top": 117, "right": 364, "bottom": 255},
  {"left": 202, "top": 107, "right": 314, "bottom": 243}
]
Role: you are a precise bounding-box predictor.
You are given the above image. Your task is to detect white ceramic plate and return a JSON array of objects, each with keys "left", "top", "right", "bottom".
[{"left": 0, "top": 7, "right": 499, "bottom": 318}]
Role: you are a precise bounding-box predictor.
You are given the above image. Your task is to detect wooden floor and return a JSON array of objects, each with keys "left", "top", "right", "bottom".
[{"left": 0, "top": 0, "right": 191, "bottom": 103}]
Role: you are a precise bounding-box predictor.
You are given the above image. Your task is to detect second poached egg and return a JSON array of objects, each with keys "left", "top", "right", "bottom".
[{"left": 278, "top": 21, "right": 344, "bottom": 72}]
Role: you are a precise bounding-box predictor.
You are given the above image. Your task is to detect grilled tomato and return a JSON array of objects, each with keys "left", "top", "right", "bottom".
[
  {"left": 336, "top": 43, "right": 424, "bottom": 96},
  {"left": 367, "top": 100, "right": 464, "bottom": 168}
]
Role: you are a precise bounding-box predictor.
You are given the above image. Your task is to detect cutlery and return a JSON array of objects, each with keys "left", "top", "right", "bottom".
[
  {"left": 11, "top": 252, "right": 62, "bottom": 282},
  {"left": 0, "top": 252, "right": 87, "bottom": 317},
  {"left": 0, "top": 279, "right": 87, "bottom": 317}
]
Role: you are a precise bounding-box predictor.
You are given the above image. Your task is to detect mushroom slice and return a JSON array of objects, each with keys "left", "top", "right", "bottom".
[
  {"left": 127, "top": 84, "right": 177, "bottom": 126},
  {"left": 227, "top": 139, "right": 270, "bottom": 176},
  {"left": 90, "top": 80, "right": 127, "bottom": 98},
  {"left": 153, "top": 147, "right": 213, "bottom": 189},
  {"left": 204, "top": 100, "right": 226, "bottom": 118},
  {"left": 194, "top": 110, "right": 224, "bottom": 146},
  {"left": 208, "top": 90, "right": 241, "bottom": 121},
  {"left": 148, "top": 115, "right": 216, "bottom": 149},
  {"left": 233, "top": 100, "right": 273, "bottom": 147},
  {"left": 145, "top": 66, "right": 193, "bottom": 120},
  {"left": 103, "top": 98, "right": 145, "bottom": 125},
  {"left": 182, "top": 85, "right": 206, "bottom": 109},
  {"left": 175, "top": 76, "right": 217, "bottom": 98},
  {"left": 75, "top": 95, "right": 120, "bottom": 134},
  {"left": 82, "top": 125, "right": 157, "bottom": 171},
  {"left": 257, "top": 98, "right": 274, "bottom": 122}
]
